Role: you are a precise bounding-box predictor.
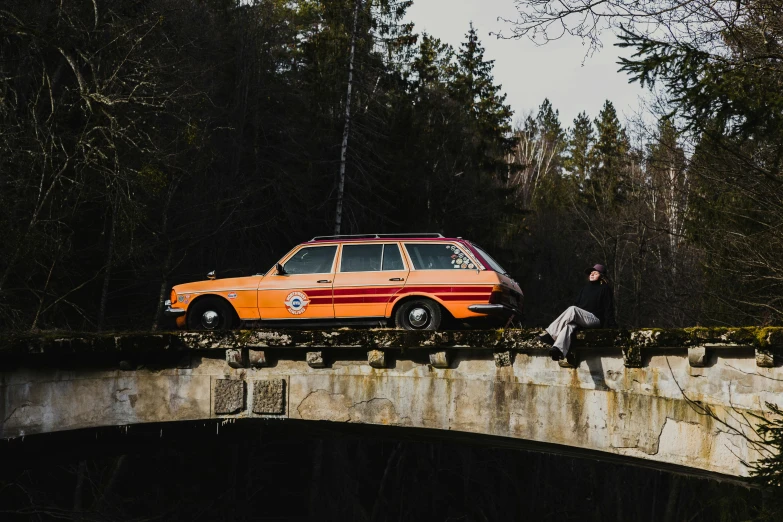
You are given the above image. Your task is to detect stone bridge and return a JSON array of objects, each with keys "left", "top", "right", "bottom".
[{"left": 2, "top": 327, "right": 782, "bottom": 479}]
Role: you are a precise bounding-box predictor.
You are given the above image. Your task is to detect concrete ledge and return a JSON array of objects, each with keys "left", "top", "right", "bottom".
[
  {"left": 2, "top": 327, "right": 781, "bottom": 352},
  {"left": 2, "top": 328, "right": 780, "bottom": 370}
]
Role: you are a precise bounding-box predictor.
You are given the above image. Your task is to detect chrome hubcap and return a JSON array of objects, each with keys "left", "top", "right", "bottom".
[
  {"left": 201, "top": 310, "right": 219, "bottom": 329},
  {"left": 408, "top": 307, "right": 429, "bottom": 328}
]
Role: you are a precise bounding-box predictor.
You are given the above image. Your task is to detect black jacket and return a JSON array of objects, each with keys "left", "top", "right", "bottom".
[{"left": 574, "top": 281, "right": 616, "bottom": 328}]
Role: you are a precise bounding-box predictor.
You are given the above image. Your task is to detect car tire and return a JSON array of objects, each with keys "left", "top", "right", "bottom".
[
  {"left": 395, "top": 299, "right": 442, "bottom": 331},
  {"left": 187, "top": 297, "right": 235, "bottom": 330}
]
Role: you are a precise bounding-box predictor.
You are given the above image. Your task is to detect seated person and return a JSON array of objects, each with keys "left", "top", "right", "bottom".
[{"left": 539, "top": 264, "right": 616, "bottom": 361}]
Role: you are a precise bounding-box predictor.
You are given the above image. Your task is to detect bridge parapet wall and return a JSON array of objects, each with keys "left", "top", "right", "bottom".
[
  {"left": 3, "top": 326, "right": 781, "bottom": 366},
  {"left": 2, "top": 328, "right": 782, "bottom": 478}
]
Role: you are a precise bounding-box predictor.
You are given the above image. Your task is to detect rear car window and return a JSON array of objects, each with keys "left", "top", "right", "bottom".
[
  {"left": 283, "top": 245, "right": 337, "bottom": 274},
  {"left": 382, "top": 244, "right": 405, "bottom": 271},
  {"left": 340, "top": 244, "right": 382, "bottom": 272},
  {"left": 340, "top": 244, "right": 406, "bottom": 272},
  {"left": 404, "top": 243, "right": 477, "bottom": 270}
]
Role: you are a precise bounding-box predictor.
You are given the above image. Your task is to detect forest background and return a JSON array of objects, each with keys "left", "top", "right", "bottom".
[{"left": 1, "top": 0, "right": 782, "bottom": 332}]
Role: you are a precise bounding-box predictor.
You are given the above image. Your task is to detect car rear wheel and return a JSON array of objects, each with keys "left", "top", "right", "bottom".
[
  {"left": 187, "top": 297, "right": 235, "bottom": 330},
  {"left": 395, "top": 299, "right": 442, "bottom": 331}
]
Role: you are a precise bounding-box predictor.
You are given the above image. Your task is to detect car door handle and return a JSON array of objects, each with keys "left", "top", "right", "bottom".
[
  {"left": 317, "top": 280, "right": 332, "bottom": 283},
  {"left": 389, "top": 277, "right": 404, "bottom": 281}
]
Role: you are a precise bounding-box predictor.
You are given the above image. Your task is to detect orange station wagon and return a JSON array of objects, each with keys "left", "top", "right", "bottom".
[{"left": 164, "top": 234, "right": 523, "bottom": 330}]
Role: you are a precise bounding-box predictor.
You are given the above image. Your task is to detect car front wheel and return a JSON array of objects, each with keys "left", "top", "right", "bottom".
[
  {"left": 187, "top": 297, "right": 235, "bottom": 330},
  {"left": 395, "top": 299, "right": 442, "bottom": 331}
]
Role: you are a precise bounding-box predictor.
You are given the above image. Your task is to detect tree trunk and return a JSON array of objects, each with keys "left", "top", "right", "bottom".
[
  {"left": 92, "top": 455, "right": 126, "bottom": 515},
  {"left": 74, "top": 459, "right": 87, "bottom": 521},
  {"left": 151, "top": 248, "right": 173, "bottom": 331},
  {"left": 97, "top": 209, "right": 116, "bottom": 331},
  {"left": 29, "top": 243, "right": 60, "bottom": 331},
  {"left": 151, "top": 190, "right": 174, "bottom": 331},
  {"left": 308, "top": 439, "right": 324, "bottom": 520},
  {"left": 334, "top": 0, "right": 361, "bottom": 235},
  {"left": 370, "top": 443, "right": 403, "bottom": 522},
  {"left": 663, "top": 475, "right": 680, "bottom": 522}
]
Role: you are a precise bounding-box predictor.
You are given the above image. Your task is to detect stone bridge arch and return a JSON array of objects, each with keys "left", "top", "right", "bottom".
[{"left": 2, "top": 328, "right": 782, "bottom": 478}]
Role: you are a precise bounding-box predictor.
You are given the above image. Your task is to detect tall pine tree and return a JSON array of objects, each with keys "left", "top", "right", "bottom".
[
  {"left": 589, "top": 100, "right": 630, "bottom": 205},
  {"left": 450, "top": 23, "right": 513, "bottom": 179},
  {"left": 566, "top": 111, "right": 594, "bottom": 186}
]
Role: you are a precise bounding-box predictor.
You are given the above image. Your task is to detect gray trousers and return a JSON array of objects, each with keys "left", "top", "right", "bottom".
[{"left": 545, "top": 306, "right": 600, "bottom": 356}]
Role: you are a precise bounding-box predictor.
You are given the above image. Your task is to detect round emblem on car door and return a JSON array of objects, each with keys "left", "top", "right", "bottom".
[{"left": 284, "top": 291, "right": 310, "bottom": 315}]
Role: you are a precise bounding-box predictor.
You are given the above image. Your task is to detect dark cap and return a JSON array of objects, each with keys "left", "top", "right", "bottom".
[{"left": 584, "top": 264, "right": 607, "bottom": 276}]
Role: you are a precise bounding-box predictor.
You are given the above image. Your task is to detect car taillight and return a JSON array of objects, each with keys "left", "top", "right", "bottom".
[
  {"left": 489, "top": 285, "right": 504, "bottom": 304},
  {"left": 170, "top": 289, "right": 177, "bottom": 303}
]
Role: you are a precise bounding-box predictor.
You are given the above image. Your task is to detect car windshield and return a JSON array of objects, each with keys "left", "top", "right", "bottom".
[{"left": 471, "top": 244, "right": 508, "bottom": 275}]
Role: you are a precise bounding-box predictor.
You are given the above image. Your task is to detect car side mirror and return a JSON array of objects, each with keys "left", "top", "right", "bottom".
[{"left": 276, "top": 263, "right": 287, "bottom": 275}]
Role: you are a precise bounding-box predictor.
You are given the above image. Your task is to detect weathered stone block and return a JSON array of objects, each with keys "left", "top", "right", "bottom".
[
  {"left": 367, "top": 349, "right": 386, "bottom": 368},
  {"left": 623, "top": 345, "right": 643, "bottom": 368},
  {"left": 214, "top": 379, "right": 245, "bottom": 414},
  {"left": 307, "top": 351, "right": 325, "bottom": 368},
  {"left": 493, "top": 350, "right": 513, "bottom": 367},
  {"left": 688, "top": 346, "right": 710, "bottom": 367},
  {"left": 252, "top": 379, "right": 285, "bottom": 415},
  {"left": 248, "top": 349, "right": 267, "bottom": 368},
  {"left": 226, "top": 348, "right": 246, "bottom": 369},
  {"left": 610, "top": 430, "right": 639, "bottom": 449},
  {"left": 756, "top": 349, "right": 775, "bottom": 368},
  {"left": 429, "top": 350, "right": 450, "bottom": 368}
]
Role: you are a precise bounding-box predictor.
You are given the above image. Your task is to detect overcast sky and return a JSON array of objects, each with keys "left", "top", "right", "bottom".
[{"left": 405, "top": 0, "right": 650, "bottom": 129}]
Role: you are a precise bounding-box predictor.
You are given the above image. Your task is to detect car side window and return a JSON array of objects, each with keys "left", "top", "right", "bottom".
[
  {"left": 382, "top": 244, "right": 405, "bottom": 271},
  {"left": 340, "top": 244, "right": 382, "bottom": 272},
  {"left": 404, "top": 243, "right": 476, "bottom": 270},
  {"left": 283, "top": 245, "right": 337, "bottom": 274}
]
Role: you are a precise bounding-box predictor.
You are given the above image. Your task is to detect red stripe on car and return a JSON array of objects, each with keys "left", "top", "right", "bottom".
[
  {"left": 398, "top": 286, "right": 493, "bottom": 294},
  {"left": 333, "top": 287, "right": 402, "bottom": 296},
  {"left": 332, "top": 296, "right": 395, "bottom": 304}
]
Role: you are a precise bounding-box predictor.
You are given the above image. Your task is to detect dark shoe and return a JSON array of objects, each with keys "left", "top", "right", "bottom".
[
  {"left": 549, "top": 347, "right": 564, "bottom": 361},
  {"left": 538, "top": 332, "right": 555, "bottom": 346}
]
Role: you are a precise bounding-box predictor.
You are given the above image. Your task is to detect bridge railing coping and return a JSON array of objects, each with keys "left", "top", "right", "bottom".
[{"left": 2, "top": 327, "right": 781, "bottom": 370}]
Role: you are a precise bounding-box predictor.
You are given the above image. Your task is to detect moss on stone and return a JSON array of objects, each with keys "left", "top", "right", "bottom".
[
  {"left": 2, "top": 326, "right": 783, "bottom": 356},
  {"left": 681, "top": 327, "right": 783, "bottom": 347},
  {"left": 754, "top": 327, "right": 783, "bottom": 348},
  {"left": 720, "top": 328, "right": 756, "bottom": 344},
  {"left": 235, "top": 329, "right": 256, "bottom": 345},
  {"left": 577, "top": 329, "right": 627, "bottom": 347},
  {"left": 640, "top": 328, "right": 689, "bottom": 346},
  {"left": 683, "top": 327, "right": 716, "bottom": 343}
]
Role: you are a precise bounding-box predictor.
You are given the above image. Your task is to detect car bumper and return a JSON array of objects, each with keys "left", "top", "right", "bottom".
[
  {"left": 468, "top": 304, "right": 523, "bottom": 318},
  {"left": 163, "top": 300, "right": 186, "bottom": 317}
]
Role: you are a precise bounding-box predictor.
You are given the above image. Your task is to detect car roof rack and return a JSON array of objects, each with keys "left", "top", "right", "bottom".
[{"left": 310, "top": 233, "right": 445, "bottom": 241}]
